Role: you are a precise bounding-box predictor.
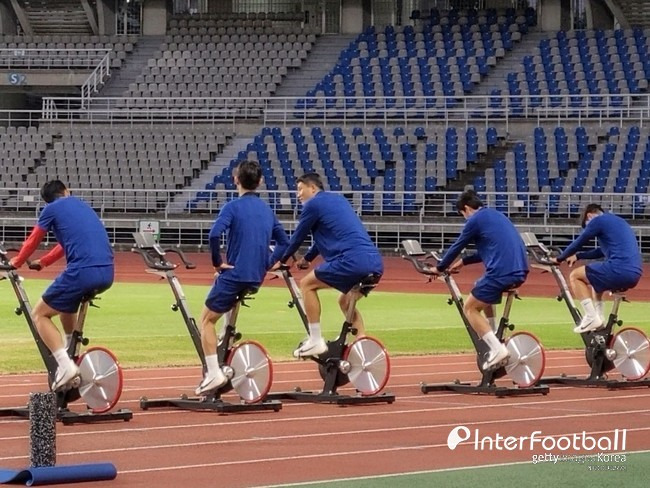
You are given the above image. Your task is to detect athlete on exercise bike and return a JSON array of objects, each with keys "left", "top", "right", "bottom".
[
  {"left": 196, "top": 160, "right": 289, "bottom": 395},
  {"left": 278, "top": 172, "right": 384, "bottom": 358},
  {"left": 428, "top": 190, "right": 529, "bottom": 371},
  {"left": 9, "top": 179, "right": 114, "bottom": 392},
  {"left": 550, "top": 203, "right": 643, "bottom": 334}
]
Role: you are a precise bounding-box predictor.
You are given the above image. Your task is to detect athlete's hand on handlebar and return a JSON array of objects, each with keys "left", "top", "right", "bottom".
[
  {"left": 448, "top": 259, "right": 464, "bottom": 273},
  {"left": 28, "top": 260, "right": 43, "bottom": 271},
  {"left": 564, "top": 255, "right": 578, "bottom": 267},
  {"left": 295, "top": 257, "right": 310, "bottom": 270},
  {"left": 7, "top": 257, "right": 19, "bottom": 269}
]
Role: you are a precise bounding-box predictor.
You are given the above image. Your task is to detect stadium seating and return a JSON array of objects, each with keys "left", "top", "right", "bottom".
[
  {"left": 501, "top": 28, "right": 650, "bottom": 108},
  {"left": 478, "top": 124, "right": 650, "bottom": 216},
  {"left": 0, "top": 125, "right": 232, "bottom": 212},
  {"left": 0, "top": 34, "right": 136, "bottom": 69},
  {"left": 296, "top": 7, "right": 534, "bottom": 115},
  {"left": 189, "top": 125, "right": 498, "bottom": 214},
  {"left": 122, "top": 15, "right": 316, "bottom": 99}
]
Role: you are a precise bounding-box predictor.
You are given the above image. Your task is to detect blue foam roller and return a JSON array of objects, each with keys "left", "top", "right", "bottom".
[{"left": 0, "top": 463, "right": 117, "bottom": 486}]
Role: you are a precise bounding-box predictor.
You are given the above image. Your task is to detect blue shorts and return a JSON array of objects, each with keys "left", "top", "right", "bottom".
[
  {"left": 205, "top": 274, "right": 260, "bottom": 313},
  {"left": 43, "top": 266, "right": 114, "bottom": 314},
  {"left": 471, "top": 272, "right": 528, "bottom": 305},
  {"left": 586, "top": 262, "right": 641, "bottom": 294},
  {"left": 315, "top": 252, "right": 384, "bottom": 294}
]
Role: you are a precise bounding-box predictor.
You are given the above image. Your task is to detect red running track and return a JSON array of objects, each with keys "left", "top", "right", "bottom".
[
  {"left": 3, "top": 253, "right": 650, "bottom": 486},
  {"left": 1, "top": 351, "right": 650, "bottom": 488}
]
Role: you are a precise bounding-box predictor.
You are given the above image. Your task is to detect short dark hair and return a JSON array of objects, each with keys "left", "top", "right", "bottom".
[
  {"left": 580, "top": 203, "right": 604, "bottom": 228},
  {"left": 236, "top": 160, "right": 262, "bottom": 190},
  {"left": 40, "top": 180, "right": 67, "bottom": 203},
  {"left": 297, "top": 172, "right": 324, "bottom": 190},
  {"left": 455, "top": 189, "right": 483, "bottom": 212}
]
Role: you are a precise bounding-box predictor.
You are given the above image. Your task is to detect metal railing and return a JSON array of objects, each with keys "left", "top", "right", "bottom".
[
  {"left": 81, "top": 51, "right": 112, "bottom": 103},
  {"left": 42, "top": 97, "right": 241, "bottom": 125},
  {"left": 2, "top": 188, "right": 649, "bottom": 223},
  {"left": 1, "top": 216, "right": 649, "bottom": 256},
  {"left": 0, "top": 48, "right": 111, "bottom": 70},
  {"left": 39, "top": 93, "right": 650, "bottom": 127}
]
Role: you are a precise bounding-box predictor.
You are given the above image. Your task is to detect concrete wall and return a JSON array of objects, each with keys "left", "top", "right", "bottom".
[
  {"left": 143, "top": 0, "right": 167, "bottom": 35},
  {"left": 0, "top": 0, "right": 17, "bottom": 35},
  {"left": 97, "top": 0, "right": 117, "bottom": 36},
  {"left": 589, "top": 0, "right": 615, "bottom": 30},
  {"left": 0, "top": 92, "right": 24, "bottom": 109},
  {"left": 540, "top": 0, "right": 562, "bottom": 31},
  {"left": 341, "top": 0, "right": 363, "bottom": 34},
  {"left": 0, "top": 71, "right": 88, "bottom": 87},
  {"left": 540, "top": 0, "right": 572, "bottom": 32}
]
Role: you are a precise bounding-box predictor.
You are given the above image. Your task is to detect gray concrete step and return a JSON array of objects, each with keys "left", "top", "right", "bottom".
[
  {"left": 272, "top": 34, "right": 357, "bottom": 103},
  {"left": 473, "top": 31, "right": 550, "bottom": 95},
  {"left": 168, "top": 135, "right": 257, "bottom": 212},
  {"left": 95, "top": 36, "right": 165, "bottom": 97}
]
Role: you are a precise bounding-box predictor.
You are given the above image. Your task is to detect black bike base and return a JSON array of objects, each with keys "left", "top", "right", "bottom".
[
  {"left": 139, "top": 396, "right": 282, "bottom": 413},
  {"left": 0, "top": 406, "right": 133, "bottom": 424},
  {"left": 58, "top": 408, "right": 133, "bottom": 425},
  {"left": 541, "top": 375, "right": 650, "bottom": 389},
  {"left": 266, "top": 389, "right": 396, "bottom": 405},
  {"left": 421, "top": 381, "right": 550, "bottom": 398},
  {"left": 0, "top": 407, "right": 30, "bottom": 419}
]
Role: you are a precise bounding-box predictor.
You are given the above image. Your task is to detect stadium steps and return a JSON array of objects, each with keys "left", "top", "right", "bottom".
[
  {"left": 269, "top": 34, "right": 358, "bottom": 107},
  {"left": 94, "top": 36, "right": 165, "bottom": 98},
  {"left": 472, "top": 32, "right": 550, "bottom": 96},
  {"left": 619, "top": 0, "right": 650, "bottom": 28},
  {"left": 445, "top": 139, "right": 513, "bottom": 192},
  {"left": 166, "top": 135, "right": 253, "bottom": 213},
  {"left": 23, "top": 0, "right": 92, "bottom": 34}
]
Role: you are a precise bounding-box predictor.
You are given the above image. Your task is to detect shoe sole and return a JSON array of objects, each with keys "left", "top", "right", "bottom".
[
  {"left": 293, "top": 345, "right": 328, "bottom": 358},
  {"left": 483, "top": 353, "right": 510, "bottom": 371},
  {"left": 574, "top": 323, "right": 605, "bottom": 334},
  {"left": 195, "top": 377, "right": 228, "bottom": 396},
  {"left": 51, "top": 373, "right": 80, "bottom": 392}
]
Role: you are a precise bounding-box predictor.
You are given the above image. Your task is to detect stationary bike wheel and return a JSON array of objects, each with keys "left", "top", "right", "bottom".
[
  {"left": 343, "top": 336, "right": 390, "bottom": 396},
  {"left": 226, "top": 341, "right": 273, "bottom": 404},
  {"left": 76, "top": 347, "right": 124, "bottom": 414},
  {"left": 611, "top": 327, "right": 650, "bottom": 380},
  {"left": 504, "top": 332, "right": 545, "bottom": 388}
]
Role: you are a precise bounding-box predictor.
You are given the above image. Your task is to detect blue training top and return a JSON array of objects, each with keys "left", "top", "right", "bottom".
[
  {"left": 436, "top": 207, "right": 529, "bottom": 277},
  {"left": 282, "top": 191, "right": 380, "bottom": 263},
  {"left": 209, "top": 192, "right": 289, "bottom": 283},
  {"left": 37, "top": 195, "right": 113, "bottom": 269},
  {"left": 558, "top": 213, "right": 642, "bottom": 274}
]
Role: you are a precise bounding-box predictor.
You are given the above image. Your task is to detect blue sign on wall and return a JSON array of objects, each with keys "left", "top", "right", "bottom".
[{"left": 8, "top": 73, "right": 27, "bottom": 85}]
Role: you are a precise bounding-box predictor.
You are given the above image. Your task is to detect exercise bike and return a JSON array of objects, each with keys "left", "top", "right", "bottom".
[
  {"left": 523, "top": 232, "right": 650, "bottom": 388},
  {"left": 265, "top": 263, "right": 394, "bottom": 405},
  {"left": 401, "top": 239, "right": 549, "bottom": 397},
  {"left": 132, "top": 232, "right": 281, "bottom": 413},
  {"left": 0, "top": 243, "right": 132, "bottom": 425}
]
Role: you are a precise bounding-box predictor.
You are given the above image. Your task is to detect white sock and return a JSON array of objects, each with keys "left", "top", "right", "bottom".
[
  {"left": 205, "top": 354, "right": 221, "bottom": 377},
  {"left": 595, "top": 301, "right": 604, "bottom": 319},
  {"left": 580, "top": 298, "right": 596, "bottom": 319},
  {"left": 53, "top": 348, "right": 74, "bottom": 370},
  {"left": 308, "top": 322, "right": 322, "bottom": 340},
  {"left": 482, "top": 330, "right": 502, "bottom": 352}
]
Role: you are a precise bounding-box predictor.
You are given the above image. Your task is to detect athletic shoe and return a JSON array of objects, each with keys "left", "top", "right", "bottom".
[
  {"left": 573, "top": 315, "right": 604, "bottom": 334},
  {"left": 482, "top": 344, "right": 510, "bottom": 371},
  {"left": 195, "top": 368, "right": 228, "bottom": 395},
  {"left": 293, "top": 337, "right": 328, "bottom": 358},
  {"left": 51, "top": 364, "right": 80, "bottom": 391}
]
